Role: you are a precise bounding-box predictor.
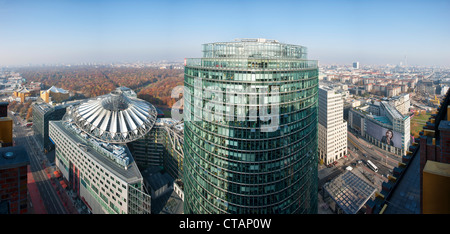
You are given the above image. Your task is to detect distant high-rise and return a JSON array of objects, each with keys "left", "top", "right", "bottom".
[
  {"left": 353, "top": 62, "right": 360, "bottom": 69},
  {"left": 318, "top": 86, "right": 347, "bottom": 165},
  {"left": 183, "top": 38, "right": 319, "bottom": 214}
]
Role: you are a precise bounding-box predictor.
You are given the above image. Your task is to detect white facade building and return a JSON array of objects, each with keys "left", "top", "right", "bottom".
[
  {"left": 49, "top": 121, "right": 152, "bottom": 214},
  {"left": 389, "top": 93, "right": 410, "bottom": 115},
  {"left": 48, "top": 88, "right": 156, "bottom": 214},
  {"left": 318, "top": 86, "right": 348, "bottom": 165}
]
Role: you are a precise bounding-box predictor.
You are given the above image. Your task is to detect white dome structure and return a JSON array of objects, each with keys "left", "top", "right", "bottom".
[{"left": 64, "top": 88, "right": 157, "bottom": 143}]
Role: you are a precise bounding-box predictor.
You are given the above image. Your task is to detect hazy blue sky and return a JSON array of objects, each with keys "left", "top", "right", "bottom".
[{"left": 0, "top": 0, "right": 449, "bottom": 66}]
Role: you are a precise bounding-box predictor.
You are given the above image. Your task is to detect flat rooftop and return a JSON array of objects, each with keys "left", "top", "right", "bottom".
[
  {"left": 0, "top": 145, "right": 30, "bottom": 170},
  {"left": 384, "top": 149, "right": 420, "bottom": 214},
  {"left": 156, "top": 118, "right": 184, "bottom": 133},
  {"left": 33, "top": 102, "right": 53, "bottom": 115},
  {"left": 381, "top": 101, "right": 404, "bottom": 120},
  {"left": 141, "top": 166, "right": 183, "bottom": 214},
  {"left": 372, "top": 115, "right": 392, "bottom": 125},
  {"left": 51, "top": 120, "right": 142, "bottom": 184}
]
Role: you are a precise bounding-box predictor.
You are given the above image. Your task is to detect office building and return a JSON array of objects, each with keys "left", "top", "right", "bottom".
[
  {"left": 349, "top": 100, "right": 411, "bottom": 156},
  {"left": 440, "top": 85, "right": 449, "bottom": 96},
  {"left": 318, "top": 86, "right": 347, "bottom": 165},
  {"left": 183, "top": 38, "right": 319, "bottom": 214},
  {"left": 32, "top": 102, "right": 77, "bottom": 152},
  {"left": 127, "top": 118, "right": 185, "bottom": 213},
  {"left": 353, "top": 62, "right": 359, "bottom": 69},
  {"left": 367, "top": 86, "right": 450, "bottom": 214},
  {"left": 0, "top": 102, "right": 8, "bottom": 117},
  {"left": 0, "top": 102, "right": 13, "bottom": 147},
  {"left": 0, "top": 117, "right": 13, "bottom": 148},
  {"left": 128, "top": 118, "right": 184, "bottom": 181},
  {"left": 389, "top": 93, "right": 410, "bottom": 116},
  {"left": 0, "top": 146, "right": 30, "bottom": 214},
  {"left": 49, "top": 88, "right": 156, "bottom": 214}
]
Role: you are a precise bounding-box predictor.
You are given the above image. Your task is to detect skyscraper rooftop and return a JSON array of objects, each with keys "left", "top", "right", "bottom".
[{"left": 201, "top": 38, "right": 307, "bottom": 59}]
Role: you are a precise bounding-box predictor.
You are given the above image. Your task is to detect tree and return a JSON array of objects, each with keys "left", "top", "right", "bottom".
[{"left": 26, "top": 106, "right": 33, "bottom": 121}]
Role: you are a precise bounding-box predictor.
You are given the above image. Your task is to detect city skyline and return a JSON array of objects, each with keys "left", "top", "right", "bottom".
[
  {"left": 0, "top": 0, "right": 449, "bottom": 67},
  {"left": 2, "top": 36, "right": 449, "bottom": 215}
]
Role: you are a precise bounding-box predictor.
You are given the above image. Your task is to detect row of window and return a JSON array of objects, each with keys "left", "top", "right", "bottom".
[
  {"left": 50, "top": 123, "right": 129, "bottom": 213},
  {"left": 184, "top": 136, "right": 317, "bottom": 186},
  {"left": 186, "top": 59, "right": 315, "bottom": 73},
  {"left": 184, "top": 84, "right": 318, "bottom": 110},
  {"left": 185, "top": 71, "right": 318, "bottom": 92},
  {"left": 185, "top": 114, "right": 317, "bottom": 155},
  {"left": 201, "top": 42, "right": 306, "bottom": 59},
  {"left": 184, "top": 97, "right": 318, "bottom": 128},
  {"left": 185, "top": 67, "right": 318, "bottom": 83},
  {"left": 184, "top": 163, "right": 317, "bottom": 214}
]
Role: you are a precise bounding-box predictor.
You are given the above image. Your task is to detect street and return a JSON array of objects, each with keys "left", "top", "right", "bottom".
[
  {"left": 10, "top": 111, "right": 68, "bottom": 214},
  {"left": 318, "top": 128, "right": 403, "bottom": 196},
  {"left": 347, "top": 129, "right": 401, "bottom": 178}
]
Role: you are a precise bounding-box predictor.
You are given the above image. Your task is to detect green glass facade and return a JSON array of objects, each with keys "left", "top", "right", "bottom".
[
  {"left": 32, "top": 102, "right": 68, "bottom": 152},
  {"left": 183, "top": 39, "right": 319, "bottom": 214}
]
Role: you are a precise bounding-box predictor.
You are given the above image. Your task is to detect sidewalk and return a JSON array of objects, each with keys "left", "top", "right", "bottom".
[
  {"left": 27, "top": 166, "right": 47, "bottom": 214},
  {"left": 44, "top": 166, "right": 79, "bottom": 214}
]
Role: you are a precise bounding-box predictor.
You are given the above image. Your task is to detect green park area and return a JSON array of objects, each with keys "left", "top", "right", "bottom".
[{"left": 410, "top": 110, "right": 432, "bottom": 138}]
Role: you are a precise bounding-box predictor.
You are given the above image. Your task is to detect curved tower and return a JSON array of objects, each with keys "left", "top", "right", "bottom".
[{"left": 183, "top": 38, "right": 319, "bottom": 214}]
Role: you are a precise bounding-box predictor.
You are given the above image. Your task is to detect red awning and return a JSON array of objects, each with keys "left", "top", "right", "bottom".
[{"left": 60, "top": 180, "right": 68, "bottom": 189}]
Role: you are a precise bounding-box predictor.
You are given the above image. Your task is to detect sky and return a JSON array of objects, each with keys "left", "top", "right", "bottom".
[{"left": 0, "top": 0, "right": 449, "bottom": 67}]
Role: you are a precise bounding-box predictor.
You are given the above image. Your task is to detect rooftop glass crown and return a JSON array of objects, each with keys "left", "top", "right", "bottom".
[{"left": 202, "top": 38, "right": 307, "bottom": 59}]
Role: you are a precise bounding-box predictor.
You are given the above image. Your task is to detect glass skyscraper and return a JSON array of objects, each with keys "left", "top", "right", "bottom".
[{"left": 183, "top": 38, "right": 319, "bottom": 214}]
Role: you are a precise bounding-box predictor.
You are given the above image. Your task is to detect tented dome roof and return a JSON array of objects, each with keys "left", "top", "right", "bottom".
[{"left": 64, "top": 88, "right": 157, "bottom": 143}]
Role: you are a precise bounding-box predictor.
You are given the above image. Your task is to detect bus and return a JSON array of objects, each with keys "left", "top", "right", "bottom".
[{"left": 367, "top": 160, "right": 378, "bottom": 172}]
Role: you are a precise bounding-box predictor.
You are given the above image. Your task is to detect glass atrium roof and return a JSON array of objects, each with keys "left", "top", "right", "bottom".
[{"left": 323, "top": 170, "right": 377, "bottom": 214}]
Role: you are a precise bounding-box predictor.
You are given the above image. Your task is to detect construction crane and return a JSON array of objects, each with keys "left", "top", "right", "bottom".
[{"left": 429, "top": 95, "right": 440, "bottom": 106}]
